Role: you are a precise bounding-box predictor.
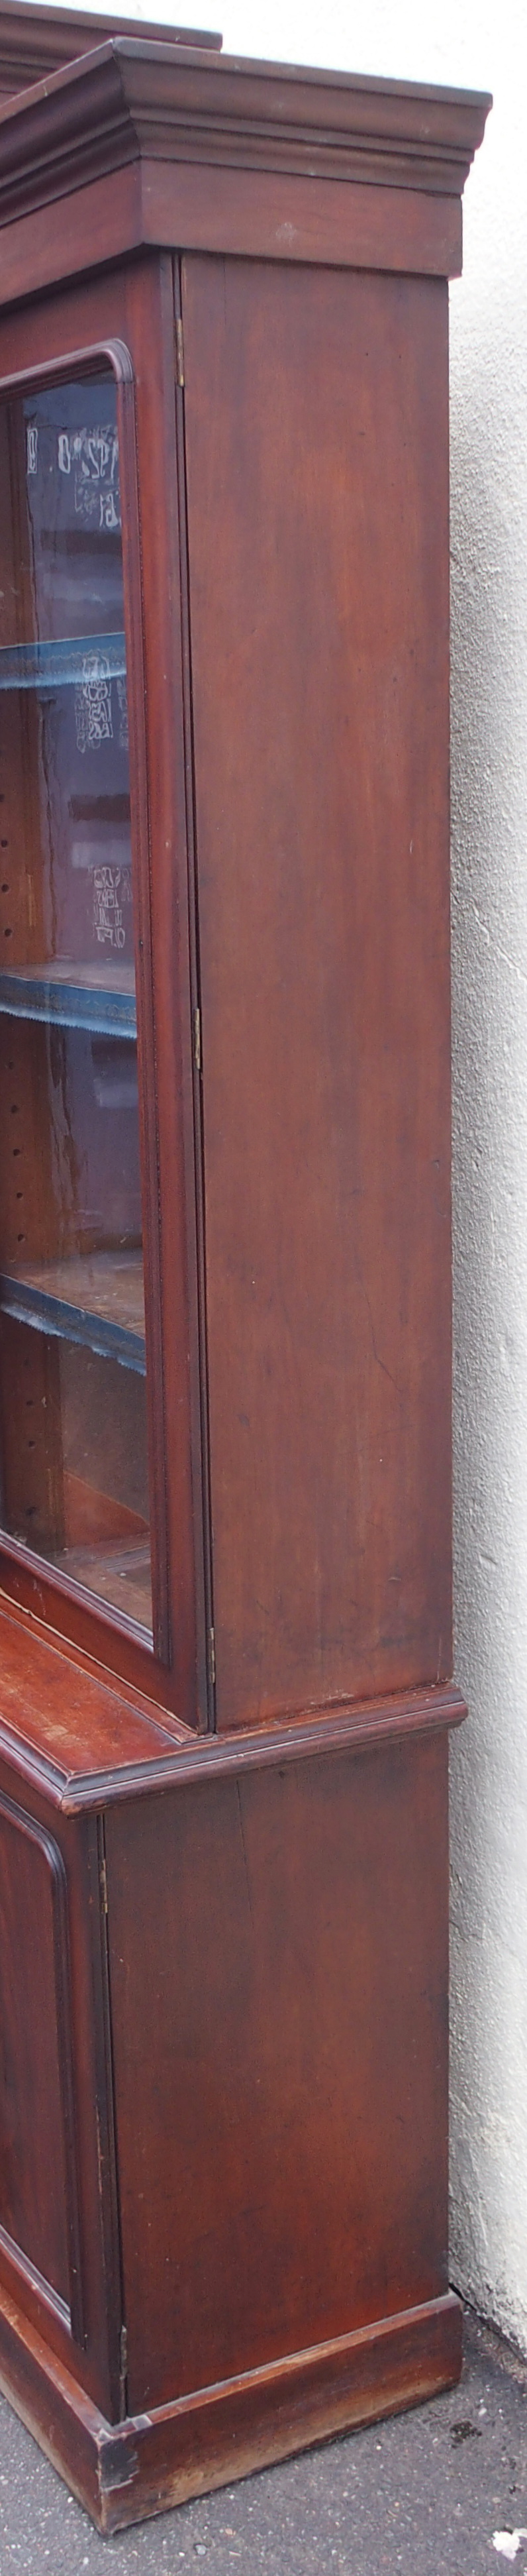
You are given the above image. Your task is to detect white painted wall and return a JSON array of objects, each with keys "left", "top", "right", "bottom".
[{"left": 61, "top": 0, "right": 527, "bottom": 2347}]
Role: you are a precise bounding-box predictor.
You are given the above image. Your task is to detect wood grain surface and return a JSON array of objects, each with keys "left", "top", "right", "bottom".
[
  {"left": 0, "top": 38, "right": 487, "bottom": 2518},
  {"left": 107, "top": 1731, "right": 450, "bottom": 2410},
  {"left": 183, "top": 252, "right": 452, "bottom": 1729},
  {"left": 0, "top": 1787, "right": 124, "bottom": 2417},
  {"left": 0, "top": 1794, "right": 72, "bottom": 2308},
  {"left": 0, "top": 44, "right": 489, "bottom": 307}
]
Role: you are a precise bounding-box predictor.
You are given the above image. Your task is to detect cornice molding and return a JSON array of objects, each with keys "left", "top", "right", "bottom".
[
  {"left": 0, "top": 38, "right": 491, "bottom": 231},
  {"left": 0, "top": 1, "right": 220, "bottom": 99}
]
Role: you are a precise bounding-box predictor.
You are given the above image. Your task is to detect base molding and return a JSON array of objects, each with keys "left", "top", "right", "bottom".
[{"left": 0, "top": 2279, "right": 462, "bottom": 2533}]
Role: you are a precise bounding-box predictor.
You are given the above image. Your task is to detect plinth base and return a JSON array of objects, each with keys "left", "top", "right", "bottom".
[{"left": 0, "top": 2277, "right": 462, "bottom": 2534}]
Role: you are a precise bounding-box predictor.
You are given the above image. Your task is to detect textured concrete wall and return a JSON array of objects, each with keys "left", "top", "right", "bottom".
[
  {"left": 74, "top": 0, "right": 526, "bottom": 2345},
  {"left": 446, "top": 9, "right": 527, "bottom": 2353}
]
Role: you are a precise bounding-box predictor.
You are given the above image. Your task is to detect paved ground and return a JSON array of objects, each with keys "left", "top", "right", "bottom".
[{"left": 0, "top": 2309, "right": 526, "bottom": 2575}]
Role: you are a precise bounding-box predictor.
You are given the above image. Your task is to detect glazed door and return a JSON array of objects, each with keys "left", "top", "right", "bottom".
[
  {"left": 0, "top": 359, "right": 154, "bottom": 1636},
  {"left": 0, "top": 260, "right": 207, "bottom": 1727}
]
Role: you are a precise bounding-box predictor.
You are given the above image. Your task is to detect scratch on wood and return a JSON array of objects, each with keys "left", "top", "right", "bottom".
[{"left": 361, "top": 1283, "right": 403, "bottom": 1403}]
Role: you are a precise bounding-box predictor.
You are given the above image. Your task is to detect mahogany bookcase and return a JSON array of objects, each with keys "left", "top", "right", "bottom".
[{"left": 0, "top": 4, "right": 489, "bottom": 2532}]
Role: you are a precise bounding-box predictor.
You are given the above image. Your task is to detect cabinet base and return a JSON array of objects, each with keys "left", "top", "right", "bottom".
[{"left": 0, "top": 2278, "right": 462, "bottom": 2533}]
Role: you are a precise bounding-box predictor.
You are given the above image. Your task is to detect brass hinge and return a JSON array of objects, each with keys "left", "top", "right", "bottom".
[
  {"left": 193, "top": 1004, "right": 201, "bottom": 1074},
  {"left": 209, "top": 1625, "right": 216, "bottom": 1690},
  {"left": 175, "top": 315, "right": 185, "bottom": 390},
  {"left": 99, "top": 1854, "right": 108, "bottom": 1917}
]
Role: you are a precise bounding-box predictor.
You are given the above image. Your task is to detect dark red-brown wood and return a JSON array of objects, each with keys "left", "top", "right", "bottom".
[
  {"left": 183, "top": 252, "right": 452, "bottom": 1728},
  {"left": 0, "top": 2270, "right": 462, "bottom": 2532},
  {"left": 107, "top": 1733, "right": 451, "bottom": 2410},
  {"left": 0, "top": 1688, "right": 462, "bottom": 2530},
  {"left": 0, "top": 258, "right": 207, "bottom": 1724},
  {"left": 0, "top": 1782, "right": 123, "bottom": 2416},
  {"left": 0, "top": 42, "right": 489, "bottom": 315},
  {"left": 0, "top": 10, "right": 489, "bottom": 2532},
  {"left": 0, "top": 0, "right": 220, "bottom": 103}
]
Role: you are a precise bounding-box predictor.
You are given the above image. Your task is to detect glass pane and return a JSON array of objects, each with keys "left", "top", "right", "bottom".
[{"left": 0, "top": 371, "right": 152, "bottom": 1637}]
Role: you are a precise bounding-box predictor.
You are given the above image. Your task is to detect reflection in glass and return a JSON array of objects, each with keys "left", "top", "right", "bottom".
[{"left": 0, "top": 372, "right": 152, "bottom": 1636}]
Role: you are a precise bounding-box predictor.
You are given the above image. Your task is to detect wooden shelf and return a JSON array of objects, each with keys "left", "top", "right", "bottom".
[
  {"left": 0, "top": 1251, "right": 145, "bottom": 1371},
  {"left": 0, "top": 631, "right": 126, "bottom": 689},
  {"left": 46, "top": 1538, "right": 152, "bottom": 1633},
  {"left": 0, "top": 961, "right": 137, "bottom": 1036}
]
